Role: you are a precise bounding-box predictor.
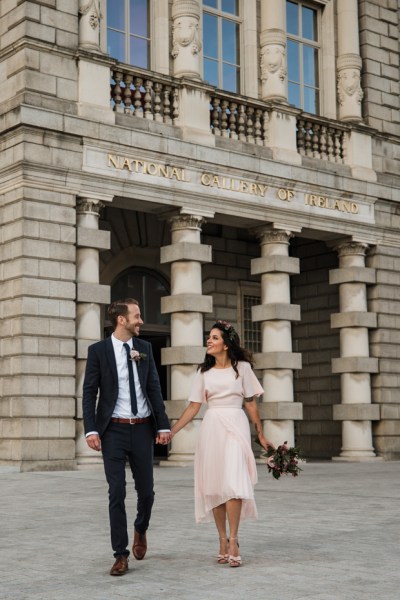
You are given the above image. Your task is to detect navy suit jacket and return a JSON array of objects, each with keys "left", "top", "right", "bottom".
[{"left": 82, "top": 336, "right": 170, "bottom": 438}]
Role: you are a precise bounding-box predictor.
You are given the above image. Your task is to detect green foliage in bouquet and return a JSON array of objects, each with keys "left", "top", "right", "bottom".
[{"left": 256, "top": 440, "right": 304, "bottom": 480}]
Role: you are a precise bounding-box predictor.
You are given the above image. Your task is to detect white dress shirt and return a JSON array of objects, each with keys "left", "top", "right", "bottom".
[{"left": 111, "top": 334, "right": 150, "bottom": 419}]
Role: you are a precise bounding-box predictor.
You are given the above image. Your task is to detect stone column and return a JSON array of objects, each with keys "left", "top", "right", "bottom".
[
  {"left": 77, "top": 1, "right": 114, "bottom": 121},
  {"left": 171, "top": 0, "right": 202, "bottom": 80},
  {"left": 160, "top": 211, "right": 213, "bottom": 462},
  {"left": 337, "top": 0, "right": 363, "bottom": 122},
  {"left": 75, "top": 197, "right": 111, "bottom": 468},
  {"left": 171, "top": 0, "right": 214, "bottom": 144},
  {"left": 260, "top": 0, "right": 287, "bottom": 102},
  {"left": 329, "top": 241, "right": 380, "bottom": 461},
  {"left": 251, "top": 227, "right": 303, "bottom": 447},
  {"left": 79, "top": 0, "right": 102, "bottom": 51}
]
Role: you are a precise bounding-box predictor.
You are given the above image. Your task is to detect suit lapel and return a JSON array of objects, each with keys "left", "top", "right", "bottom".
[{"left": 105, "top": 336, "right": 118, "bottom": 383}]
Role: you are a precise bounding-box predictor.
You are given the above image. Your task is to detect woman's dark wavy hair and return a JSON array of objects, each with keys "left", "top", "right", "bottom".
[{"left": 199, "top": 321, "right": 254, "bottom": 378}]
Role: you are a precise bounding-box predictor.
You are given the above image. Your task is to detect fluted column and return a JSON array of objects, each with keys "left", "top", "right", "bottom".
[
  {"left": 329, "top": 241, "right": 381, "bottom": 461},
  {"left": 160, "top": 211, "right": 213, "bottom": 462},
  {"left": 337, "top": 0, "right": 363, "bottom": 122},
  {"left": 251, "top": 227, "right": 303, "bottom": 447},
  {"left": 78, "top": 0, "right": 102, "bottom": 51},
  {"left": 75, "top": 197, "right": 111, "bottom": 468},
  {"left": 260, "top": 0, "right": 287, "bottom": 102}
]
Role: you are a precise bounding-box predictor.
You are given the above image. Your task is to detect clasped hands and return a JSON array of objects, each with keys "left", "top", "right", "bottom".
[{"left": 155, "top": 431, "right": 174, "bottom": 445}]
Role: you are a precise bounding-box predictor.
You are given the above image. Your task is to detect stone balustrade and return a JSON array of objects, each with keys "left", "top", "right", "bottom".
[
  {"left": 110, "top": 67, "right": 180, "bottom": 124},
  {"left": 296, "top": 115, "right": 350, "bottom": 164},
  {"left": 210, "top": 91, "right": 272, "bottom": 146}
]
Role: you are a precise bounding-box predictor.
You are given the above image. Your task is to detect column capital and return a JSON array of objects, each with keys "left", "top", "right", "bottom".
[
  {"left": 254, "top": 226, "right": 295, "bottom": 246},
  {"left": 76, "top": 197, "right": 104, "bottom": 216},
  {"left": 334, "top": 241, "right": 369, "bottom": 258},
  {"left": 169, "top": 214, "right": 206, "bottom": 232}
]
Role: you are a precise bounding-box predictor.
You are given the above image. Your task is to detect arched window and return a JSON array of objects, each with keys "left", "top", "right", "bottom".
[{"left": 111, "top": 268, "right": 169, "bottom": 329}]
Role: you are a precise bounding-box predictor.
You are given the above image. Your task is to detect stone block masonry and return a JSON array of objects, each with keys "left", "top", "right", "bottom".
[{"left": 0, "top": 185, "right": 77, "bottom": 471}]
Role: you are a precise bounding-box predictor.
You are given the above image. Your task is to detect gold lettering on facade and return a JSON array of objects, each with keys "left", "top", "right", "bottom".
[
  {"left": 108, "top": 154, "right": 189, "bottom": 182},
  {"left": 200, "top": 172, "right": 268, "bottom": 197},
  {"left": 107, "top": 155, "right": 360, "bottom": 214},
  {"left": 277, "top": 188, "right": 295, "bottom": 201},
  {"left": 304, "top": 193, "right": 359, "bottom": 214}
]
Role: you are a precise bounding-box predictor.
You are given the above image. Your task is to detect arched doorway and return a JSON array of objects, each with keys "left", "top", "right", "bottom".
[{"left": 108, "top": 267, "right": 170, "bottom": 459}]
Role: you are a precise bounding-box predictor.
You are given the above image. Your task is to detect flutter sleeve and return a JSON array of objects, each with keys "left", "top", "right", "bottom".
[
  {"left": 188, "top": 370, "right": 206, "bottom": 404},
  {"left": 241, "top": 362, "right": 264, "bottom": 398}
]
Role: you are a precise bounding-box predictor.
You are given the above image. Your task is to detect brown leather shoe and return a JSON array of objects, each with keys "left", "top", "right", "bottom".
[
  {"left": 110, "top": 555, "right": 129, "bottom": 576},
  {"left": 132, "top": 529, "right": 147, "bottom": 560}
]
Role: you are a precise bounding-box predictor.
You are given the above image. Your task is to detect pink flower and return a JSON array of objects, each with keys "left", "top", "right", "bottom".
[{"left": 130, "top": 349, "right": 140, "bottom": 361}]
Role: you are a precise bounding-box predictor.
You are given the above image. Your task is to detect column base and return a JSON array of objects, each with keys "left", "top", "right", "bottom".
[
  {"left": 75, "top": 456, "right": 104, "bottom": 470},
  {"left": 332, "top": 455, "right": 384, "bottom": 463},
  {"left": 0, "top": 460, "right": 76, "bottom": 472},
  {"left": 164, "top": 453, "right": 194, "bottom": 466}
]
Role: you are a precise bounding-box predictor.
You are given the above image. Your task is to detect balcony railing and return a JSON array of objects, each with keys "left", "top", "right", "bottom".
[
  {"left": 110, "top": 66, "right": 180, "bottom": 124},
  {"left": 210, "top": 91, "right": 272, "bottom": 146},
  {"left": 296, "top": 115, "right": 350, "bottom": 164},
  {"left": 110, "top": 69, "right": 352, "bottom": 167}
]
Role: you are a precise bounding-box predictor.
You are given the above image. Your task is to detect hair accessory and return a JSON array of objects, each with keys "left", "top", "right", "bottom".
[{"left": 216, "top": 320, "right": 237, "bottom": 342}]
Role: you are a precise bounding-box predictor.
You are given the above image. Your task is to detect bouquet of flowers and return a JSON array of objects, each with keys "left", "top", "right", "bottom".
[{"left": 259, "top": 441, "right": 304, "bottom": 480}]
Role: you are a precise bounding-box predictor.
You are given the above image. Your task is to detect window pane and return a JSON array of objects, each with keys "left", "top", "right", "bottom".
[
  {"left": 222, "top": 19, "right": 238, "bottom": 63},
  {"left": 107, "top": 0, "right": 125, "bottom": 30},
  {"left": 286, "top": 1, "right": 298, "bottom": 36},
  {"left": 288, "top": 82, "right": 300, "bottom": 108},
  {"left": 204, "top": 58, "right": 219, "bottom": 87},
  {"left": 130, "top": 0, "right": 149, "bottom": 37},
  {"left": 302, "top": 6, "right": 317, "bottom": 41},
  {"left": 203, "top": 13, "right": 218, "bottom": 59},
  {"left": 303, "top": 45, "right": 317, "bottom": 86},
  {"left": 108, "top": 30, "right": 126, "bottom": 62},
  {"left": 130, "top": 36, "right": 149, "bottom": 68},
  {"left": 204, "top": 0, "right": 218, "bottom": 7},
  {"left": 287, "top": 40, "right": 299, "bottom": 82},
  {"left": 304, "top": 87, "right": 318, "bottom": 114},
  {"left": 222, "top": 63, "right": 238, "bottom": 93},
  {"left": 222, "top": 0, "right": 238, "bottom": 15}
]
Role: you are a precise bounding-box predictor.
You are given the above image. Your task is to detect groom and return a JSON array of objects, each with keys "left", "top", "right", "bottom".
[{"left": 82, "top": 298, "right": 170, "bottom": 575}]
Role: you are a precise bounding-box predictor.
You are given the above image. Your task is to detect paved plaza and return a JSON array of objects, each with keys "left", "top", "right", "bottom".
[{"left": 1, "top": 459, "right": 399, "bottom": 600}]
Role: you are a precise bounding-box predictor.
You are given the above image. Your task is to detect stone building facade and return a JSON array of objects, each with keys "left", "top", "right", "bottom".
[{"left": 0, "top": 0, "right": 399, "bottom": 471}]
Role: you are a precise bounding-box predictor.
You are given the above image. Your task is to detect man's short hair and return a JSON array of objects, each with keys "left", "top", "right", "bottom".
[{"left": 108, "top": 298, "right": 139, "bottom": 329}]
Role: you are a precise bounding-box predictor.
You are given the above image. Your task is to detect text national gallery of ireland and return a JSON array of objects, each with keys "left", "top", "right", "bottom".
[{"left": 0, "top": 0, "right": 399, "bottom": 471}]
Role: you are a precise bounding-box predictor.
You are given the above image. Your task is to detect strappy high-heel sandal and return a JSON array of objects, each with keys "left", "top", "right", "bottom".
[
  {"left": 217, "top": 536, "right": 229, "bottom": 564},
  {"left": 228, "top": 537, "right": 242, "bottom": 567}
]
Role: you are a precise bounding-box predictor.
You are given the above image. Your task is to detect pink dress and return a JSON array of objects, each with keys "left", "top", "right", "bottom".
[{"left": 188, "top": 361, "right": 264, "bottom": 523}]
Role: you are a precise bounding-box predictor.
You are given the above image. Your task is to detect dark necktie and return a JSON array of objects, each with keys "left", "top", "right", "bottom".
[{"left": 123, "top": 343, "right": 138, "bottom": 416}]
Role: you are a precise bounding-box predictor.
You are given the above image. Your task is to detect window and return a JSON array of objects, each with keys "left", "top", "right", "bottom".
[
  {"left": 286, "top": 1, "right": 319, "bottom": 114},
  {"left": 238, "top": 283, "right": 261, "bottom": 353},
  {"left": 203, "top": 0, "right": 240, "bottom": 93},
  {"left": 107, "top": 0, "right": 150, "bottom": 68},
  {"left": 111, "top": 268, "right": 169, "bottom": 327}
]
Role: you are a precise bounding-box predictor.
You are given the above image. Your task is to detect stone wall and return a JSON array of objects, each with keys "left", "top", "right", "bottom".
[
  {"left": 291, "top": 239, "right": 341, "bottom": 459},
  {"left": 369, "top": 244, "right": 400, "bottom": 459},
  {"left": 359, "top": 0, "right": 400, "bottom": 176},
  {"left": 0, "top": 185, "right": 77, "bottom": 470}
]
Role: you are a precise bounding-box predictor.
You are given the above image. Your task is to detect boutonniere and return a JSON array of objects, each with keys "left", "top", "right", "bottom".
[{"left": 130, "top": 349, "right": 147, "bottom": 362}]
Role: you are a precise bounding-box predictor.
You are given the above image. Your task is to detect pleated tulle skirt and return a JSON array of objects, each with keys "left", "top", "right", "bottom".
[{"left": 194, "top": 406, "right": 258, "bottom": 523}]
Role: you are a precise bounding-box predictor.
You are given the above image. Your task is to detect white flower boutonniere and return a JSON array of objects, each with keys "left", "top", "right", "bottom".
[{"left": 130, "top": 349, "right": 147, "bottom": 362}]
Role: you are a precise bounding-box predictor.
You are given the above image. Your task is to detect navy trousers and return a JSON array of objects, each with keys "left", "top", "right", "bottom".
[{"left": 101, "top": 421, "right": 154, "bottom": 557}]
